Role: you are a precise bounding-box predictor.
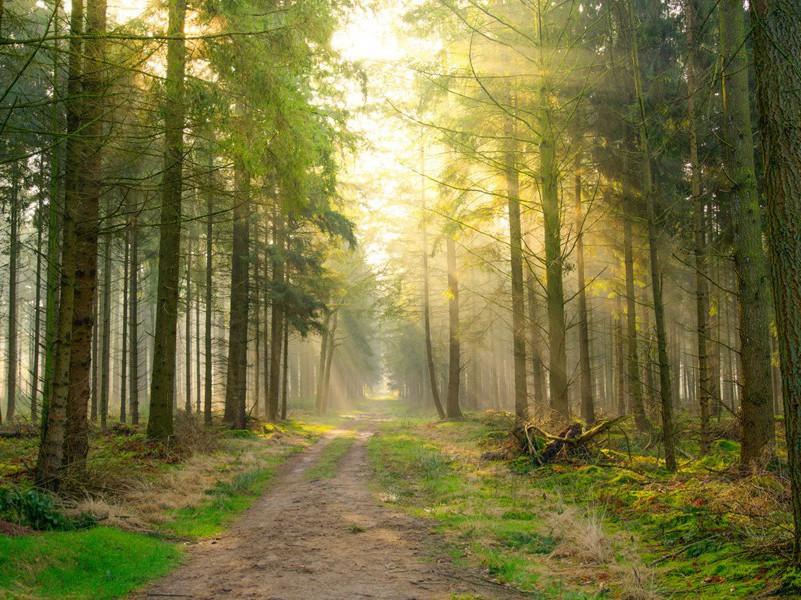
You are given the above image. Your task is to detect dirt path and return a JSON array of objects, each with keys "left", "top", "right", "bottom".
[{"left": 138, "top": 418, "right": 529, "bottom": 600}]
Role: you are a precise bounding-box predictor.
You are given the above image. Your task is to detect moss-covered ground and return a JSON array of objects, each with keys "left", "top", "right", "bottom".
[
  {"left": 367, "top": 414, "right": 790, "bottom": 598},
  {"left": 0, "top": 417, "right": 333, "bottom": 599}
]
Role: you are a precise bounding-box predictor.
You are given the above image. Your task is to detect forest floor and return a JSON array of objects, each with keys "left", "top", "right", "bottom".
[
  {"left": 1, "top": 400, "right": 794, "bottom": 599},
  {"left": 138, "top": 413, "right": 529, "bottom": 600}
]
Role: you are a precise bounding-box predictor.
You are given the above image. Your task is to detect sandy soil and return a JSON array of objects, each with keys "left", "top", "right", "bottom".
[{"left": 137, "top": 419, "right": 530, "bottom": 600}]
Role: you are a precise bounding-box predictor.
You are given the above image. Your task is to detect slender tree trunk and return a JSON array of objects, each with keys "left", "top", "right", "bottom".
[
  {"left": 315, "top": 312, "right": 330, "bottom": 413},
  {"left": 6, "top": 173, "right": 19, "bottom": 422},
  {"left": 626, "top": 0, "right": 676, "bottom": 471},
  {"left": 540, "top": 99, "right": 568, "bottom": 420},
  {"left": 253, "top": 246, "right": 261, "bottom": 418},
  {"left": 267, "top": 202, "right": 284, "bottom": 422},
  {"left": 90, "top": 291, "right": 98, "bottom": 422},
  {"left": 281, "top": 318, "right": 289, "bottom": 420},
  {"left": 204, "top": 163, "right": 213, "bottom": 426},
  {"left": 623, "top": 216, "right": 650, "bottom": 430},
  {"left": 615, "top": 297, "right": 626, "bottom": 417},
  {"left": 446, "top": 236, "right": 462, "bottom": 419},
  {"left": 526, "top": 269, "right": 546, "bottom": 411},
  {"left": 685, "top": 0, "right": 711, "bottom": 453},
  {"left": 32, "top": 163, "right": 45, "bottom": 423},
  {"left": 129, "top": 210, "right": 139, "bottom": 425},
  {"left": 100, "top": 234, "right": 111, "bottom": 429},
  {"left": 503, "top": 116, "right": 529, "bottom": 421},
  {"left": 749, "top": 0, "right": 801, "bottom": 565},
  {"left": 195, "top": 253, "right": 201, "bottom": 415},
  {"left": 262, "top": 239, "right": 274, "bottom": 415},
  {"left": 185, "top": 245, "right": 192, "bottom": 414},
  {"left": 574, "top": 151, "right": 595, "bottom": 425},
  {"left": 720, "top": 0, "right": 776, "bottom": 466},
  {"left": 321, "top": 311, "right": 337, "bottom": 414},
  {"left": 224, "top": 163, "right": 250, "bottom": 428},
  {"left": 120, "top": 224, "right": 129, "bottom": 423},
  {"left": 420, "top": 145, "right": 446, "bottom": 419},
  {"left": 148, "top": 0, "right": 186, "bottom": 440}
]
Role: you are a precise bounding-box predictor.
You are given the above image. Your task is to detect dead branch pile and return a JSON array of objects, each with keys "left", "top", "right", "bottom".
[{"left": 483, "top": 416, "right": 628, "bottom": 465}]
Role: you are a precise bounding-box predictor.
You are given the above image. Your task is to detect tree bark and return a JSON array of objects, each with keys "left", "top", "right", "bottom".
[
  {"left": 224, "top": 163, "right": 250, "bottom": 428},
  {"left": 446, "top": 236, "right": 462, "bottom": 419},
  {"left": 685, "top": 0, "right": 711, "bottom": 453},
  {"left": 204, "top": 155, "right": 213, "bottom": 426},
  {"left": 420, "top": 144, "right": 446, "bottom": 419},
  {"left": 35, "top": 0, "right": 84, "bottom": 489},
  {"left": 749, "top": 0, "right": 801, "bottom": 564},
  {"left": 540, "top": 98, "right": 568, "bottom": 420},
  {"left": 321, "top": 311, "right": 337, "bottom": 414},
  {"left": 504, "top": 116, "right": 529, "bottom": 421},
  {"left": 626, "top": 0, "right": 676, "bottom": 471},
  {"left": 64, "top": 0, "right": 107, "bottom": 466},
  {"left": 574, "top": 150, "right": 595, "bottom": 426},
  {"left": 148, "top": 0, "right": 186, "bottom": 440},
  {"left": 720, "top": 0, "right": 776, "bottom": 466},
  {"left": 623, "top": 215, "right": 650, "bottom": 431},
  {"left": 120, "top": 221, "right": 129, "bottom": 423},
  {"left": 6, "top": 172, "right": 19, "bottom": 422},
  {"left": 100, "top": 233, "right": 111, "bottom": 428},
  {"left": 183, "top": 244, "right": 190, "bottom": 414},
  {"left": 129, "top": 209, "right": 139, "bottom": 425}
]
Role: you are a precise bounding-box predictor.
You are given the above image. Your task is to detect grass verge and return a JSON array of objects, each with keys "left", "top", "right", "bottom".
[
  {"left": 0, "top": 417, "right": 330, "bottom": 599},
  {"left": 0, "top": 527, "right": 180, "bottom": 599},
  {"left": 367, "top": 417, "right": 787, "bottom": 599}
]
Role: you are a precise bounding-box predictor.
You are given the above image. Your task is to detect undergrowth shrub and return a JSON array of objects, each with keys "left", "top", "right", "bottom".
[{"left": 0, "top": 486, "right": 96, "bottom": 531}]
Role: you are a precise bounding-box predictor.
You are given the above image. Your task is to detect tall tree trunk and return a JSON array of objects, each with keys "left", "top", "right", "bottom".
[
  {"left": 574, "top": 150, "right": 595, "bottom": 426},
  {"left": 685, "top": 0, "right": 711, "bottom": 453},
  {"left": 281, "top": 318, "right": 289, "bottom": 420},
  {"left": 315, "top": 311, "right": 330, "bottom": 413},
  {"left": 129, "top": 209, "right": 139, "bottom": 425},
  {"left": 32, "top": 161, "right": 45, "bottom": 423},
  {"left": 420, "top": 144, "right": 446, "bottom": 419},
  {"left": 224, "top": 164, "right": 250, "bottom": 428},
  {"left": 204, "top": 162, "right": 213, "bottom": 426},
  {"left": 262, "top": 241, "right": 270, "bottom": 417},
  {"left": 35, "top": 0, "right": 83, "bottom": 489},
  {"left": 503, "top": 116, "right": 529, "bottom": 421},
  {"left": 623, "top": 216, "right": 650, "bottom": 431},
  {"left": 184, "top": 246, "right": 192, "bottom": 414},
  {"left": 6, "top": 172, "right": 18, "bottom": 422},
  {"left": 540, "top": 99, "right": 568, "bottom": 420},
  {"left": 526, "top": 268, "right": 546, "bottom": 411},
  {"left": 90, "top": 288, "right": 98, "bottom": 423},
  {"left": 615, "top": 297, "right": 627, "bottom": 417},
  {"left": 267, "top": 202, "right": 284, "bottom": 422},
  {"left": 148, "top": 0, "right": 186, "bottom": 440},
  {"left": 253, "top": 245, "right": 261, "bottom": 418},
  {"left": 100, "top": 234, "right": 111, "bottom": 429},
  {"left": 446, "top": 236, "right": 462, "bottom": 419},
  {"left": 64, "top": 0, "right": 107, "bottom": 466},
  {"left": 749, "top": 0, "right": 801, "bottom": 565},
  {"left": 120, "top": 224, "right": 129, "bottom": 423},
  {"left": 720, "top": 0, "right": 776, "bottom": 466},
  {"left": 626, "top": 0, "right": 676, "bottom": 471},
  {"left": 195, "top": 252, "right": 201, "bottom": 415},
  {"left": 321, "top": 311, "right": 337, "bottom": 414}
]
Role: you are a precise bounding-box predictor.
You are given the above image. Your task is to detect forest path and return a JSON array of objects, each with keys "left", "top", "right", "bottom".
[{"left": 138, "top": 413, "right": 529, "bottom": 600}]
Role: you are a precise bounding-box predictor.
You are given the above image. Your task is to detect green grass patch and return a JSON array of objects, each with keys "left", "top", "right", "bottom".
[
  {"left": 368, "top": 416, "right": 789, "bottom": 599},
  {"left": 0, "top": 527, "right": 180, "bottom": 599},
  {"left": 162, "top": 446, "right": 303, "bottom": 538},
  {"left": 305, "top": 436, "right": 356, "bottom": 480}
]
